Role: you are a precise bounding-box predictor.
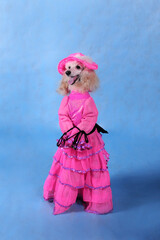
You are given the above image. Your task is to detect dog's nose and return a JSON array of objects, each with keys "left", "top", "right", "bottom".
[{"left": 65, "top": 70, "right": 71, "bottom": 76}]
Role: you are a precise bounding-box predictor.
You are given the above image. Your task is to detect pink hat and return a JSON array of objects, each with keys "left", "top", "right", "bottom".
[{"left": 58, "top": 53, "right": 98, "bottom": 75}]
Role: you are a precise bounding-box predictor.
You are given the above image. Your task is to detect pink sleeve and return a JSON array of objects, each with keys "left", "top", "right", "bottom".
[
  {"left": 77, "top": 96, "right": 98, "bottom": 133},
  {"left": 58, "top": 96, "right": 74, "bottom": 133},
  {"left": 70, "top": 96, "right": 98, "bottom": 136}
]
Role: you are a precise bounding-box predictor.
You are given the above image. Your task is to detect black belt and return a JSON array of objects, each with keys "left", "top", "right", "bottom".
[{"left": 57, "top": 123, "right": 108, "bottom": 150}]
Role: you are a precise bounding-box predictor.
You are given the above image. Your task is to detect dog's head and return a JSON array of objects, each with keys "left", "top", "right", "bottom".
[{"left": 57, "top": 60, "right": 99, "bottom": 95}]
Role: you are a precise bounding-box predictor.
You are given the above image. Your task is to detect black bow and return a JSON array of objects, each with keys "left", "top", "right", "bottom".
[
  {"left": 57, "top": 126, "right": 81, "bottom": 149},
  {"left": 57, "top": 123, "right": 108, "bottom": 150},
  {"left": 72, "top": 130, "right": 89, "bottom": 150}
]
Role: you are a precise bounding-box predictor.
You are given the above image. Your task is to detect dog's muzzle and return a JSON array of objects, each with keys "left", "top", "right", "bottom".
[{"left": 67, "top": 67, "right": 85, "bottom": 85}]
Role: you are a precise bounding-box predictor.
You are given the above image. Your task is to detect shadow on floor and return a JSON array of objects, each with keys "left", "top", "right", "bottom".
[{"left": 111, "top": 170, "right": 160, "bottom": 213}]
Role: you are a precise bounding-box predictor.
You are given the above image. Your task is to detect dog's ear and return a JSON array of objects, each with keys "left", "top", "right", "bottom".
[
  {"left": 80, "top": 70, "right": 99, "bottom": 92},
  {"left": 88, "top": 70, "right": 99, "bottom": 92},
  {"left": 56, "top": 75, "right": 70, "bottom": 95}
]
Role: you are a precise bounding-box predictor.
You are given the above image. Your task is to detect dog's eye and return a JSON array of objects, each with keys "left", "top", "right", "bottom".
[
  {"left": 76, "top": 65, "right": 81, "bottom": 69},
  {"left": 68, "top": 66, "right": 71, "bottom": 69}
]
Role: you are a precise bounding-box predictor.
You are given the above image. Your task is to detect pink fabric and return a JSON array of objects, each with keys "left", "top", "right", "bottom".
[
  {"left": 43, "top": 91, "right": 113, "bottom": 215},
  {"left": 58, "top": 53, "right": 98, "bottom": 75}
]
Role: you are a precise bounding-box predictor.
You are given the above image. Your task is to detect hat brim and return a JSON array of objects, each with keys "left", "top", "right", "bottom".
[{"left": 58, "top": 56, "right": 98, "bottom": 75}]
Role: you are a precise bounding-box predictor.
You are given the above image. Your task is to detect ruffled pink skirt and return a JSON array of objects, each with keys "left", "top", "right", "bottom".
[{"left": 43, "top": 132, "right": 113, "bottom": 215}]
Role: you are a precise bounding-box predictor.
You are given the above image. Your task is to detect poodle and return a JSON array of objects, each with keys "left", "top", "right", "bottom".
[{"left": 57, "top": 55, "right": 99, "bottom": 95}]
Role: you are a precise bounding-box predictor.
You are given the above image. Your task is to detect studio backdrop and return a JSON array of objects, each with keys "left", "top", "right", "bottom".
[{"left": 0, "top": 1, "right": 160, "bottom": 240}]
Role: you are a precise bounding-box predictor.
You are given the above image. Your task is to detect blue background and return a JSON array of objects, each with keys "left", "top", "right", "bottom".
[{"left": 0, "top": 0, "right": 160, "bottom": 239}]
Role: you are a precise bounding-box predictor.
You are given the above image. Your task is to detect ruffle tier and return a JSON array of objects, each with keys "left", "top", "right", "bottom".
[
  {"left": 43, "top": 140, "right": 113, "bottom": 215},
  {"left": 52, "top": 145, "right": 109, "bottom": 173}
]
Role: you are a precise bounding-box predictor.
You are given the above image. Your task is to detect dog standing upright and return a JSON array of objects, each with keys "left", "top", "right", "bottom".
[{"left": 43, "top": 53, "right": 113, "bottom": 215}]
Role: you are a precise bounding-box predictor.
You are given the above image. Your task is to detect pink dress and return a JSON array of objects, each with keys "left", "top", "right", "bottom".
[{"left": 43, "top": 90, "right": 113, "bottom": 215}]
